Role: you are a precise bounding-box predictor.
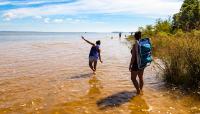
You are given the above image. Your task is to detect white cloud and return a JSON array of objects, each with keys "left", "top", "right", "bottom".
[
  {"left": 1, "top": 0, "right": 183, "bottom": 20},
  {"left": 68, "top": 19, "right": 82, "bottom": 23},
  {"left": 44, "top": 18, "right": 50, "bottom": 23},
  {"left": 65, "top": 18, "right": 90, "bottom": 24},
  {"left": 0, "top": 0, "right": 73, "bottom": 6},
  {"left": 53, "top": 19, "right": 64, "bottom": 23},
  {"left": 66, "top": 18, "right": 73, "bottom": 21},
  {"left": 2, "top": 12, "right": 16, "bottom": 21},
  {"left": 34, "top": 15, "right": 42, "bottom": 19},
  {"left": 74, "top": 19, "right": 81, "bottom": 22},
  {"left": 0, "top": 1, "right": 10, "bottom": 6},
  {"left": 95, "top": 21, "right": 105, "bottom": 24}
]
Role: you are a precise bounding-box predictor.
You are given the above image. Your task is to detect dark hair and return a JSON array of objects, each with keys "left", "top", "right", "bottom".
[
  {"left": 134, "top": 31, "right": 141, "bottom": 40},
  {"left": 96, "top": 40, "right": 101, "bottom": 45}
]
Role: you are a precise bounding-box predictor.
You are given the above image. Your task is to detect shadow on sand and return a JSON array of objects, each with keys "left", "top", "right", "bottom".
[{"left": 96, "top": 91, "right": 136, "bottom": 110}]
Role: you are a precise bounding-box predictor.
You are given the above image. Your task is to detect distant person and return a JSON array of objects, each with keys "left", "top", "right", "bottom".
[
  {"left": 129, "top": 31, "right": 145, "bottom": 94},
  {"left": 82, "top": 36, "right": 103, "bottom": 74},
  {"left": 119, "top": 32, "right": 122, "bottom": 38},
  {"left": 131, "top": 32, "right": 133, "bottom": 36}
]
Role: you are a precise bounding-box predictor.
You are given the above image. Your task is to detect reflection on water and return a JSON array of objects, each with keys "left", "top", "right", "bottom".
[
  {"left": 129, "top": 96, "right": 149, "bottom": 114},
  {"left": 0, "top": 35, "right": 200, "bottom": 114},
  {"left": 88, "top": 76, "right": 102, "bottom": 96},
  {"left": 50, "top": 75, "right": 102, "bottom": 114}
]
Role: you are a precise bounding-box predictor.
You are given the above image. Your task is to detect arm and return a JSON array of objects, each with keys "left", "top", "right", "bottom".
[
  {"left": 129, "top": 44, "right": 136, "bottom": 71},
  {"left": 98, "top": 49, "right": 103, "bottom": 63},
  {"left": 81, "top": 36, "right": 95, "bottom": 46}
]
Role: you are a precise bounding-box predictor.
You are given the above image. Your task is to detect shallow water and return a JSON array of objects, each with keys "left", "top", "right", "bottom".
[{"left": 0, "top": 33, "right": 200, "bottom": 114}]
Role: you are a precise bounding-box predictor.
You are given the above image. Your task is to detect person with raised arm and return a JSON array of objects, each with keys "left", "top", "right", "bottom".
[{"left": 82, "top": 36, "right": 103, "bottom": 74}]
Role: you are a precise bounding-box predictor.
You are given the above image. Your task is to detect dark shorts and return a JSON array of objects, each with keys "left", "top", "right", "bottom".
[
  {"left": 89, "top": 56, "right": 98, "bottom": 62},
  {"left": 131, "top": 65, "right": 140, "bottom": 71}
]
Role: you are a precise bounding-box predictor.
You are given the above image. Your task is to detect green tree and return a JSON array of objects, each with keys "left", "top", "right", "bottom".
[
  {"left": 144, "top": 25, "right": 154, "bottom": 36},
  {"left": 173, "top": 0, "right": 200, "bottom": 31},
  {"left": 154, "top": 18, "right": 172, "bottom": 33}
]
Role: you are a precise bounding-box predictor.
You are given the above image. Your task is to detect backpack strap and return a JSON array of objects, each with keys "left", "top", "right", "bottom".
[{"left": 135, "top": 40, "right": 141, "bottom": 69}]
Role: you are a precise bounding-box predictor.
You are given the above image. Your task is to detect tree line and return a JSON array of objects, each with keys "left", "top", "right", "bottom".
[{"left": 139, "top": 0, "right": 199, "bottom": 36}]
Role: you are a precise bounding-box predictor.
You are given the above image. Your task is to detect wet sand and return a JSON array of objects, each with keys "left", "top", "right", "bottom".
[{"left": 0, "top": 37, "right": 200, "bottom": 114}]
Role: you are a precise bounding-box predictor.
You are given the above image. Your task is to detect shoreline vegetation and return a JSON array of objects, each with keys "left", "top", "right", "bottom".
[{"left": 127, "top": 0, "right": 200, "bottom": 91}]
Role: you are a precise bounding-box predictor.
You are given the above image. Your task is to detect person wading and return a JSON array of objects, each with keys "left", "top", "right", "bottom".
[
  {"left": 82, "top": 36, "right": 103, "bottom": 74},
  {"left": 129, "top": 31, "right": 144, "bottom": 94}
]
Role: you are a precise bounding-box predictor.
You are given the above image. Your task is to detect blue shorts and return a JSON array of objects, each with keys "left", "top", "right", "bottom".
[{"left": 89, "top": 56, "right": 98, "bottom": 62}]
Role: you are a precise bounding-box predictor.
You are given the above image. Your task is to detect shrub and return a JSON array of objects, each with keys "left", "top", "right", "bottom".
[{"left": 151, "top": 33, "right": 200, "bottom": 89}]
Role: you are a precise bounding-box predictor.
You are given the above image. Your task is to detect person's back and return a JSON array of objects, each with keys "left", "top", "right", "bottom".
[
  {"left": 89, "top": 45, "right": 100, "bottom": 59},
  {"left": 119, "top": 32, "right": 122, "bottom": 38}
]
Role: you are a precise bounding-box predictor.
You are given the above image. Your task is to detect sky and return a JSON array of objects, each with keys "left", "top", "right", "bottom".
[{"left": 0, "top": 0, "right": 183, "bottom": 32}]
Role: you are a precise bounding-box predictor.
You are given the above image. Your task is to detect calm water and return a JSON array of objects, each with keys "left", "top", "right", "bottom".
[{"left": 0, "top": 32, "right": 200, "bottom": 114}]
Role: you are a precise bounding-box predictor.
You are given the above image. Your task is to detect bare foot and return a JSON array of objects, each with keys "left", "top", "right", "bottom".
[
  {"left": 136, "top": 90, "right": 140, "bottom": 95},
  {"left": 93, "top": 71, "right": 96, "bottom": 75},
  {"left": 140, "top": 90, "right": 144, "bottom": 95}
]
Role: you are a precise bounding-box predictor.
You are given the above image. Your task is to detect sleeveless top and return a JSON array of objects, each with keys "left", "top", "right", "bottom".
[{"left": 89, "top": 45, "right": 100, "bottom": 59}]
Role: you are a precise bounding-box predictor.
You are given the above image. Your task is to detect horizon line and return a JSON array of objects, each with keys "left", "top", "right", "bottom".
[{"left": 0, "top": 31, "right": 134, "bottom": 33}]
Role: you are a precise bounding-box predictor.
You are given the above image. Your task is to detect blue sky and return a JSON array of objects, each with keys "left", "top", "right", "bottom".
[{"left": 0, "top": 0, "right": 183, "bottom": 32}]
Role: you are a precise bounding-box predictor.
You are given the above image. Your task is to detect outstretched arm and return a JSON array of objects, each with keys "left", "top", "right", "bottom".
[
  {"left": 98, "top": 49, "right": 103, "bottom": 63},
  {"left": 82, "top": 36, "right": 95, "bottom": 46}
]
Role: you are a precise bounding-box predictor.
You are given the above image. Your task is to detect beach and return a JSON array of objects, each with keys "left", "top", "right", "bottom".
[{"left": 0, "top": 32, "right": 199, "bottom": 114}]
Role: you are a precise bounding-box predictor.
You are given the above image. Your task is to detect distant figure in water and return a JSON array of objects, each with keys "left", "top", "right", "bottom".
[
  {"left": 131, "top": 32, "right": 133, "bottom": 36},
  {"left": 119, "top": 32, "right": 122, "bottom": 38},
  {"left": 129, "top": 31, "right": 144, "bottom": 94},
  {"left": 82, "top": 36, "right": 103, "bottom": 74}
]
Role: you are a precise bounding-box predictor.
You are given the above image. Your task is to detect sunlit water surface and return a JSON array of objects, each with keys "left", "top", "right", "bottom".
[{"left": 0, "top": 32, "right": 200, "bottom": 114}]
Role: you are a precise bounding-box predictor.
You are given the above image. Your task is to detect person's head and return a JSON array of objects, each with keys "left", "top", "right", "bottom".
[
  {"left": 134, "top": 31, "right": 141, "bottom": 41},
  {"left": 96, "top": 40, "right": 101, "bottom": 45}
]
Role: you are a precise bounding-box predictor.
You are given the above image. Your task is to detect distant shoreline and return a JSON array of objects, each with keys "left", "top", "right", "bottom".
[
  {"left": 0, "top": 31, "right": 109, "bottom": 33},
  {"left": 0, "top": 31, "right": 107, "bottom": 33}
]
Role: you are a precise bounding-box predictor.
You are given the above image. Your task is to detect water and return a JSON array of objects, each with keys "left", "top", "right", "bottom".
[{"left": 0, "top": 32, "right": 199, "bottom": 114}]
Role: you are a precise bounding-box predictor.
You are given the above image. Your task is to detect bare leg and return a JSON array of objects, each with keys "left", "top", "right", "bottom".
[
  {"left": 138, "top": 69, "right": 144, "bottom": 91},
  {"left": 93, "top": 61, "right": 97, "bottom": 74},
  {"left": 131, "top": 71, "right": 140, "bottom": 94},
  {"left": 89, "top": 61, "right": 95, "bottom": 71},
  {"left": 93, "top": 61, "right": 97, "bottom": 71}
]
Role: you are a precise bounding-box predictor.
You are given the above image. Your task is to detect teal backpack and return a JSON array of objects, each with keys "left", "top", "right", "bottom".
[{"left": 136, "top": 38, "right": 153, "bottom": 69}]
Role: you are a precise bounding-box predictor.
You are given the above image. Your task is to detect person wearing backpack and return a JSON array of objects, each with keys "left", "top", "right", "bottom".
[{"left": 129, "top": 31, "right": 152, "bottom": 94}]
